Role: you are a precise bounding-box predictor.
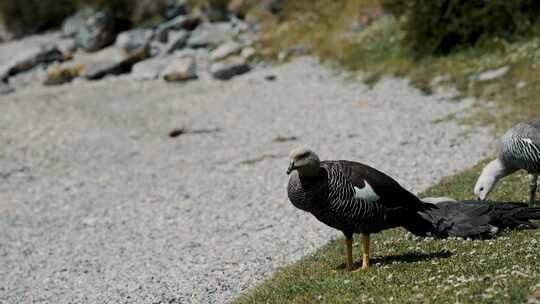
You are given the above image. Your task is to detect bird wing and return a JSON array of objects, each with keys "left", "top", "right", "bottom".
[{"left": 322, "top": 160, "right": 428, "bottom": 211}]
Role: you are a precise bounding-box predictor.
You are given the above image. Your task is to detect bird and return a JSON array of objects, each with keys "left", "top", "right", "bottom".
[
  {"left": 286, "top": 148, "right": 540, "bottom": 271},
  {"left": 474, "top": 121, "right": 540, "bottom": 206}
]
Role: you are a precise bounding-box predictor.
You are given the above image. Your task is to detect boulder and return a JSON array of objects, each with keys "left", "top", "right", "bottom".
[
  {"left": 115, "top": 29, "right": 154, "bottom": 53},
  {"left": 161, "top": 57, "right": 197, "bottom": 82},
  {"left": 240, "top": 47, "right": 256, "bottom": 60},
  {"left": 0, "top": 45, "right": 66, "bottom": 81},
  {"left": 156, "top": 15, "right": 201, "bottom": 42},
  {"left": 210, "top": 55, "right": 250, "bottom": 80},
  {"left": 164, "top": 30, "right": 190, "bottom": 54},
  {"left": 210, "top": 41, "right": 243, "bottom": 61},
  {"left": 163, "top": 0, "right": 188, "bottom": 20},
  {"left": 45, "top": 63, "right": 85, "bottom": 86},
  {"left": 130, "top": 57, "right": 171, "bottom": 81},
  {"left": 62, "top": 8, "right": 95, "bottom": 38},
  {"left": 78, "top": 46, "right": 149, "bottom": 80},
  {"left": 187, "top": 22, "right": 233, "bottom": 49},
  {"left": 73, "top": 10, "right": 115, "bottom": 52}
]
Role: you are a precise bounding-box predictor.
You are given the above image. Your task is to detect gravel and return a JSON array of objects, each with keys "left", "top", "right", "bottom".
[{"left": 0, "top": 57, "right": 495, "bottom": 304}]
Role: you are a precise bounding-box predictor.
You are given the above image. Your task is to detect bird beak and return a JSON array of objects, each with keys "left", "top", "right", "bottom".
[{"left": 286, "top": 162, "right": 296, "bottom": 175}]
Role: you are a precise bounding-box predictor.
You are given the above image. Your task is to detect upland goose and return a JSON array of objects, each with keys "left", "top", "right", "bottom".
[
  {"left": 287, "top": 148, "right": 540, "bottom": 270},
  {"left": 475, "top": 121, "right": 540, "bottom": 206}
]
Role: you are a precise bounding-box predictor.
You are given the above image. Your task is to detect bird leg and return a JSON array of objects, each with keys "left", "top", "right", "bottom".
[
  {"left": 345, "top": 236, "right": 354, "bottom": 271},
  {"left": 361, "top": 233, "right": 370, "bottom": 270},
  {"left": 529, "top": 174, "right": 538, "bottom": 207}
]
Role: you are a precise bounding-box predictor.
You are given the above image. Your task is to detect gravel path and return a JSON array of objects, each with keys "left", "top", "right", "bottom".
[{"left": 0, "top": 57, "right": 495, "bottom": 303}]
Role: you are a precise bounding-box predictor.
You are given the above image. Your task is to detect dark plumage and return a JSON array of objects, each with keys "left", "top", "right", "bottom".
[{"left": 287, "top": 148, "right": 540, "bottom": 270}]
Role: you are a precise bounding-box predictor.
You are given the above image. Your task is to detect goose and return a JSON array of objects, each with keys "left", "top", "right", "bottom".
[
  {"left": 287, "top": 148, "right": 540, "bottom": 270},
  {"left": 475, "top": 121, "right": 540, "bottom": 206}
]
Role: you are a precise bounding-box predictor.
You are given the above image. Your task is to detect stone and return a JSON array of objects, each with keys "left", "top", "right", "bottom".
[
  {"left": 161, "top": 57, "right": 197, "bottom": 82},
  {"left": 164, "top": 30, "right": 190, "bottom": 54},
  {"left": 73, "top": 10, "right": 115, "bottom": 52},
  {"left": 240, "top": 47, "right": 256, "bottom": 60},
  {"left": 130, "top": 57, "right": 171, "bottom": 81},
  {"left": 0, "top": 45, "right": 66, "bottom": 81},
  {"left": 210, "top": 41, "right": 243, "bottom": 61},
  {"left": 115, "top": 29, "right": 154, "bottom": 53},
  {"left": 187, "top": 22, "right": 233, "bottom": 49},
  {"left": 0, "top": 82, "right": 14, "bottom": 95},
  {"left": 156, "top": 15, "right": 201, "bottom": 42},
  {"left": 163, "top": 0, "right": 188, "bottom": 20},
  {"left": 45, "top": 63, "right": 85, "bottom": 86},
  {"left": 210, "top": 55, "right": 250, "bottom": 80},
  {"left": 62, "top": 8, "right": 95, "bottom": 38},
  {"left": 79, "top": 46, "right": 149, "bottom": 80},
  {"left": 470, "top": 65, "right": 510, "bottom": 82}
]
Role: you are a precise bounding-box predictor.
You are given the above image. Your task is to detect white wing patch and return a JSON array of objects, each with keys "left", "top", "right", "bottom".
[{"left": 354, "top": 181, "right": 380, "bottom": 203}]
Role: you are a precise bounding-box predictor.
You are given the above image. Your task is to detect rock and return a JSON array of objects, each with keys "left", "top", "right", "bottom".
[
  {"left": 161, "top": 57, "right": 197, "bottom": 82},
  {"left": 0, "top": 45, "right": 66, "bottom": 81},
  {"left": 210, "top": 41, "right": 243, "bottom": 61},
  {"left": 80, "top": 46, "right": 149, "bottom": 80},
  {"left": 164, "top": 0, "right": 188, "bottom": 20},
  {"left": 210, "top": 55, "right": 250, "bottom": 80},
  {"left": 470, "top": 65, "right": 510, "bottom": 82},
  {"left": 57, "top": 39, "right": 77, "bottom": 55},
  {"left": 164, "top": 30, "right": 190, "bottom": 54},
  {"left": 240, "top": 47, "right": 256, "bottom": 60},
  {"left": 45, "top": 63, "right": 85, "bottom": 86},
  {"left": 187, "top": 22, "right": 233, "bottom": 49},
  {"left": 156, "top": 15, "right": 201, "bottom": 42},
  {"left": 74, "top": 10, "right": 115, "bottom": 52},
  {"left": 130, "top": 57, "right": 170, "bottom": 81},
  {"left": 115, "top": 29, "right": 154, "bottom": 53},
  {"left": 62, "top": 8, "right": 95, "bottom": 38},
  {"left": 0, "top": 82, "right": 14, "bottom": 95}
]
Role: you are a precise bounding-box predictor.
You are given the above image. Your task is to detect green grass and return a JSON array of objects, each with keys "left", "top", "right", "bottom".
[{"left": 234, "top": 163, "right": 540, "bottom": 303}]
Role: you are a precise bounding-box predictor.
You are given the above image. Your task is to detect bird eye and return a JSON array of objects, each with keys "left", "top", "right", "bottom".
[{"left": 479, "top": 187, "right": 484, "bottom": 192}]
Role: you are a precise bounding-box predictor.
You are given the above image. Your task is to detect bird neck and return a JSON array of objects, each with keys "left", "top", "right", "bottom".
[
  {"left": 298, "top": 163, "right": 321, "bottom": 178},
  {"left": 487, "top": 158, "right": 515, "bottom": 179}
]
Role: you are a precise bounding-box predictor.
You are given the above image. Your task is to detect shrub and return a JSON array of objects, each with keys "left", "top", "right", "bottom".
[{"left": 381, "top": 0, "right": 540, "bottom": 55}]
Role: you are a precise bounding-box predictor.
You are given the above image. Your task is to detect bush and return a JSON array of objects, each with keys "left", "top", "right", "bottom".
[
  {"left": 381, "top": 0, "right": 540, "bottom": 55},
  {"left": 0, "top": 0, "right": 77, "bottom": 37}
]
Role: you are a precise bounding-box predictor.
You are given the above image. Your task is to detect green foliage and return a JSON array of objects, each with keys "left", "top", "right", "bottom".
[
  {"left": 0, "top": 0, "right": 77, "bottom": 37},
  {"left": 234, "top": 164, "right": 540, "bottom": 303},
  {"left": 381, "top": 0, "right": 540, "bottom": 55}
]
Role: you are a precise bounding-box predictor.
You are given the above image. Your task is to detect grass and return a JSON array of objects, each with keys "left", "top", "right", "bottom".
[
  {"left": 257, "top": 0, "right": 540, "bottom": 133},
  {"left": 234, "top": 163, "right": 540, "bottom": 303}
]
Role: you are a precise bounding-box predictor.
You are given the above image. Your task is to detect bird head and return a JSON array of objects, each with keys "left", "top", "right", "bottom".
[
  {"left": 474, "top": 158, "right": 506, "bottom": 200},
  {"left": 287, "top": 148, "right": 321, "bottom": 177}
]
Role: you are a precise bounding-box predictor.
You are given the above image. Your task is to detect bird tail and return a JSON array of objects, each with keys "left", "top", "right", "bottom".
[{"left": 406, "top": 200, "right": 540, "bottom": 239}]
